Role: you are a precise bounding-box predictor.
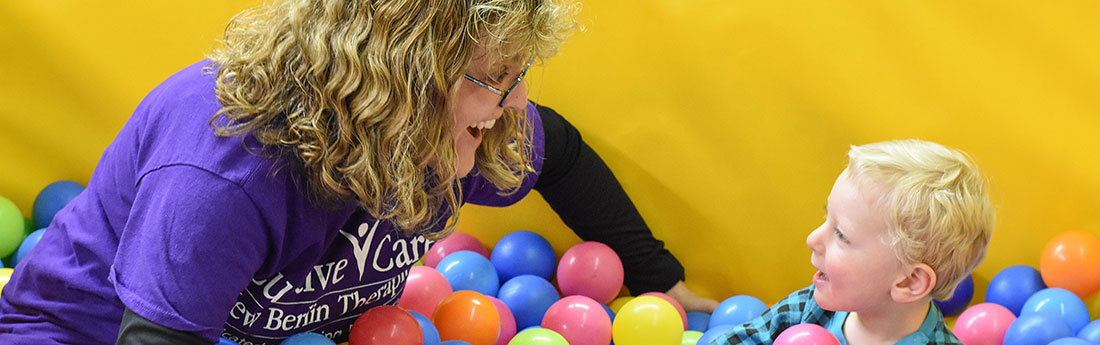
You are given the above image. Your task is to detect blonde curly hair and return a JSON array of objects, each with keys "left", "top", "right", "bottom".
[
  {"left": 207, "top": 0, "right": 576, "bottom": 237},
  {"left": 847, "top": 139, "right": 995, "bottom": 300}
]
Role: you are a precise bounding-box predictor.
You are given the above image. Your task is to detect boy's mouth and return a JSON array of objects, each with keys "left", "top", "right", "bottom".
[{"left": 814, "top": 270, "right": 829, "bottom": 283}]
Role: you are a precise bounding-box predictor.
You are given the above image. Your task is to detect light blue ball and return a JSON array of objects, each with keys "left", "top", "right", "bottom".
[
  {"left": 440, "top": 341, "right": 473, "bottom": 345},
  {"left": 279, "top": 332, "right": 336, "bottom": 345},
  {"left": 437, "top": 250, "right": 499, "bottom": 296},
  {"left": 1076, "top": 319, "right": 1100, "bottom": 344},
  {"left": 1003, "top": 312, "right": 1074, "bottom": 345},
  {"left": 697, "top": 324, "right": 735, "bottom": 345},
  {"left": 986, "top": 265, "right": 1046, "bottom": 316},
  {"left": 408, "top": 310, "right": 442, "bottom": 345},
  {"left": 709, "top": 295, "right": 766, "bottom": 329},
  {"left": 32, "top": 180, "right": 84, "bottom": 229},
  {"left": 13, "top": 228, "right": 45, "bottom": 267},
  {"left": 1047, "top": 337, "right": 1094, "bottom": 345},
  {"left": 1021, "top": 288, "right": 1090, "bottom": 334},
  {"left": 490, "top": 230, "right": 556, "bottom": 282}
]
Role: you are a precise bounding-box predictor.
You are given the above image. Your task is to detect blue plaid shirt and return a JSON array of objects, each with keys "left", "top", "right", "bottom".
[{"left": 709, "top": 285, "right": 961, "bottom": 345}]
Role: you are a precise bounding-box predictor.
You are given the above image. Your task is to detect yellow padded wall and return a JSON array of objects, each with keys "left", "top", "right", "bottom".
[{"left": 1, "top": 1, "right": 1098, "bottom": 309}]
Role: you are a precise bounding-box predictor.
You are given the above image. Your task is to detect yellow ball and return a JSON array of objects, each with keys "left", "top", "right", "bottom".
[
  {"left": 612, "top": 296, "right": 682, "bottom": 345},
  {"left": 608, "top": 296, "right": 634, "bottom": 314},
  {"left": 0, "top": 267, "right": 14, "bottom": 297}
]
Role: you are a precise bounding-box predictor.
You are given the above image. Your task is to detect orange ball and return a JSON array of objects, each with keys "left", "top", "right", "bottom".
[
  {"left": 1040, "top": 231, "right": 1100, "bottom": 299},
  {"left": 432, "top": 290, "right": 500, "bottom": 345}
]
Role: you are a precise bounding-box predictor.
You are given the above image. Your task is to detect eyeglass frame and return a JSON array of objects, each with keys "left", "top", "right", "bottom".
[{"left": 463, "top": 55, "right": 536, "bottom": 107}]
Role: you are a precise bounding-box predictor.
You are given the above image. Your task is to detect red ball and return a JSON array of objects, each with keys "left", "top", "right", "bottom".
[{"left": 348, "top": 305, "right": 423, "bottom": 345}]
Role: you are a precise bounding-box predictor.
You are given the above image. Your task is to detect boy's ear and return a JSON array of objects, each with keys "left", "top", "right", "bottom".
[{"left": 891, "top": 263, "right": 936, "bottom": 303}]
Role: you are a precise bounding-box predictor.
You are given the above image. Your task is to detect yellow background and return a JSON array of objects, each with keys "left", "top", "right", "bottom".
[{"left": 2, "top": 0, "right": 1098, "bottom": 316}]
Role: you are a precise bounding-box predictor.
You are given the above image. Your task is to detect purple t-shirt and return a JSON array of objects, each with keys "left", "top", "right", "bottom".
[{"left": 0, "top": 60, "right": 545, "bottom": 345}]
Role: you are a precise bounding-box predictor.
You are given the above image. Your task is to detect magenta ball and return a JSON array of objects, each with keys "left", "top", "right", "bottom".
[
  {"left": 424, "top": 232, "right": 489, "bottom": 268},
  {"left": 639, "top": 292, "right": 687, "bottom": 330},
  {"left": 487, "top": 296, "right": 517, "bottom": 345},
  {"left": 555, "top": 241, "right": 624, "bottom": 304},
  {"left": 540, "top": 295, "right": 613, "bottom": 345},
  {"left": 397, "top": 266, "right": 453, "bottom": 318},
  {"left": 774, "top": 324, "right": 841, "bottom": 345},
  {"left": 953, "top": 303, "right": 1016, "bottom": 345}
]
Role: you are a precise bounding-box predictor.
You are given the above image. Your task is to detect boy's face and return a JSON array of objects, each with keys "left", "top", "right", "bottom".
[{"left": 806, "top": 169, "right": 909, "bottom": 313}]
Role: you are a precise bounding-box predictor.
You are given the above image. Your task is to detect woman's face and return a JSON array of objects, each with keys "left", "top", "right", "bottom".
[{"left": 451, "top": 44, "right": 530, "bottom": 177}]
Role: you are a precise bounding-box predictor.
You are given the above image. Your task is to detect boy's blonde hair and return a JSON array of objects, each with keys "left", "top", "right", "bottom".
[{"left": 847, "top": 139, "right": 994, "bottom": 300}]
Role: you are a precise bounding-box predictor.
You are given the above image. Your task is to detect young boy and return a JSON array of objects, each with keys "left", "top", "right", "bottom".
[{"left": 711, "top": 139, "right": 994, "bottom": 345}]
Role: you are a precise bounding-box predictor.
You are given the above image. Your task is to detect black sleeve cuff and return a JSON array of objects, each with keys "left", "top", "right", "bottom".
[{"left": 118, "top": 307, "right": 210, "bottom": 345}]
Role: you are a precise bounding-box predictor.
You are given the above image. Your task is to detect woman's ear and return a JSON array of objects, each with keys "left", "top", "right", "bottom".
[{"left": 891, "top": 263, "right": 936, "bottom": 303}]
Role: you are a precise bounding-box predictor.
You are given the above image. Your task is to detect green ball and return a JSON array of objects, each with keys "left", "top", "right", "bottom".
[{"left": 0, "top": 197, "right": 26, "bottom": 258}]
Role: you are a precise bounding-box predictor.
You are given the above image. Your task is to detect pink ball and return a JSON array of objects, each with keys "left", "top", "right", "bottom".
[
  {"left": 774, "top": 324, "right": 841, "bottom": 345},
  {"left": 487, "top": 296, "right": 517, "bottom": 345},
  {"left": 425, "top": 232, "right": 489, "bottom": 268},
  {"left": 397, "top": 266, "right": 453, "bottom": 318},
  {"left": 541, "top": 295, "right": 613, "bottom": 345},
  {"left": 556, "top": 241, "right": 624, "bottom": 304},
  {"left": 953, "top": 303, "right": 1016, "bottom": 345},
  {"left": 640, "top": 292, "right": 687, "bottom": 330}
]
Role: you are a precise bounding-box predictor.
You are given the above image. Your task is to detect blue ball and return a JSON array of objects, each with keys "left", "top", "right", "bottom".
[
  {"left": 602, "top": 303, "right": 616, "bottom": 323},
  {"left": 13, "top": 228, "right": 45, "bottom": 267},
  {"left": 934, "top": 274, "right": 974, "bottom": 317},
  {"left": 1079, "top": 320, "right": 1100, "bottom": 344},
  {"left": 490, "top": 231, "right": 556, "bottom": 282},
  {"left": 440, "top": 341, "right": 472, "bottom": 345},
  {"left": 32, "top": 180, "right": 84, "bottom": 229},
  {"left": 216, "top": 338, "right": 241, "bottom": 345},
  {"left": 408, "top": 310, "right": 442, "bottom": 345},
  {"left": 1021, "top": 288, "right": 1090, "bottom": 334},
  {"left": 709, "top": 295, "right": 767, "bottom": 329},
  {"left": 437, "top": 250, "right": 499, "bottom": 296},
  {"left": 697, "top": 324, "right": 735, "bottom": 345},
  {"left": 687, "top": 311, "right": 711, "bottom": 332},
  {"left": 1003, "top": 312, "right": 1074, "bottom": 345},
  {"left": 279, "top": 332, "right": 336, "bottom": 345},
  {"left": 986, "top": 265, "right": 1046, "bottom": 316},
  {"left": 497, "top": 275, "right": 560, "bottom": 329},
  {"left": 1047, "top": 337, "right": 1094, "bottom": 345}
]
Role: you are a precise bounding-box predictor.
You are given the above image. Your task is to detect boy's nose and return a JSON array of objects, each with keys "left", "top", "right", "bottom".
[{"left": 806, "top": 224, "right": 825, "bottom": 252}]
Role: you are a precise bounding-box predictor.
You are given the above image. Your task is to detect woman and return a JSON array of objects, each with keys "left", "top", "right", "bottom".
[{"left": 0, "top": 0, "right": 715, "bottom": 344}]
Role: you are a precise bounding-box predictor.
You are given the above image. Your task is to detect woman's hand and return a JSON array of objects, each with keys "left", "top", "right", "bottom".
[{"left": 665, "top": 281, "right": 719, "bottom": 313}]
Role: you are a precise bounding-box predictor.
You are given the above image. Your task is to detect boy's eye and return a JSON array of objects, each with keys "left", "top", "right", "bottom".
[{"left": 834, "top": 228, "right": 849, "bottom": 242}]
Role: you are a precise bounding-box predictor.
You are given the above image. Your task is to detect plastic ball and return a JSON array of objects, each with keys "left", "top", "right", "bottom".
[
  {"left": 541, "top": 295, "right": 612, "bottom": 345},
  {"left": 349, "top": 305, "right": 423, "bottom": 345},
  {"left": 640, "top": 291, "right": 688, "bottom": 330},
  {"left": 611, "top": 296, "right": 683, "bottom": 345},
  {"left": 409, "top": 310, "right": 443, "bottom": 345},
  {"left": 433, "top": 290, "right": 500, "bottom": 345},
  {"left": 425, "top": 232, "right": 489, "bottom": 268},
  {"left": 1040, "top": 231, "right": 1100, "bottom": 299},
  {"left": 601, "top": 303, "right": 616, "bottom": 324},
  {"left": 488, "top": 296, "right": 517, "bottom": 345},
  {"left": 1021, "top": 288, "right": 1090, "bottom": 334},
  {"left": 1047, "top": 337, "right": 1093, "bottom": 345},
  {"left": 935, "top": 274, "right": 974, "bottom": 317},
  {"left": 953, "top": 303, "right": 1016, "bottom": 345},
  {"left": 774, "top": 324, "right": 841, "bottom": 345},
  {"left": 280, "top": 332, "right": 337, "bottom": 345},
  {"left": 608, "top": 296, "right": 634, "bottom": 314},
  {"left": 216, "top": 338, "right": 241, "bottom": 345},
  {"left": 697, "top": 324, "right": 735, "bottom": 345},
  {"left": 0, "top": 196, "right": 24, "bottom": 258},
  {"left": 437, "top": 251, "right": 500, "bottom": 296},
  {"left": 709, "top": 295, "right": 767, "bottom": 329},
  {"left": 497, "top": 275, "right": 560, "bottom": 330},
  {"left": 13, "top": 228, "right": 44, "bottom": 267},
  {"left": 556, "top": 241, "right": 624, "bottom": 304},
  {"left": 507, "top": 328, "right": 569, "bottom": 345},
  {"left": 686, "top": 311, "right": 710, "bottom": 332},
  {"left": 1078, "top": 320, "right": 1100, "bottom": 344},
  {"left": 398, "top": 266, "right": 454, "bottom": 318},
  {"left": 32, "top": 180, "right": 84, "bottom": 229},
  {"left": 682, "top": 330, "right": 703, "bottom": 345},
  {"left": 0, "top": 268, "right": 13, "bottom": 298},
  {"left": 1002, "top": 312, "right": 1074, "bottom": 345},
  {"left": 491, "top": 231, "right": 556, "bottom": 282},
  {"left": 441, "top": 341, "right": 474, "bottom": 345},
  {"left": 986, "top": 265, "right": 1046, "bottom": 315}
]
